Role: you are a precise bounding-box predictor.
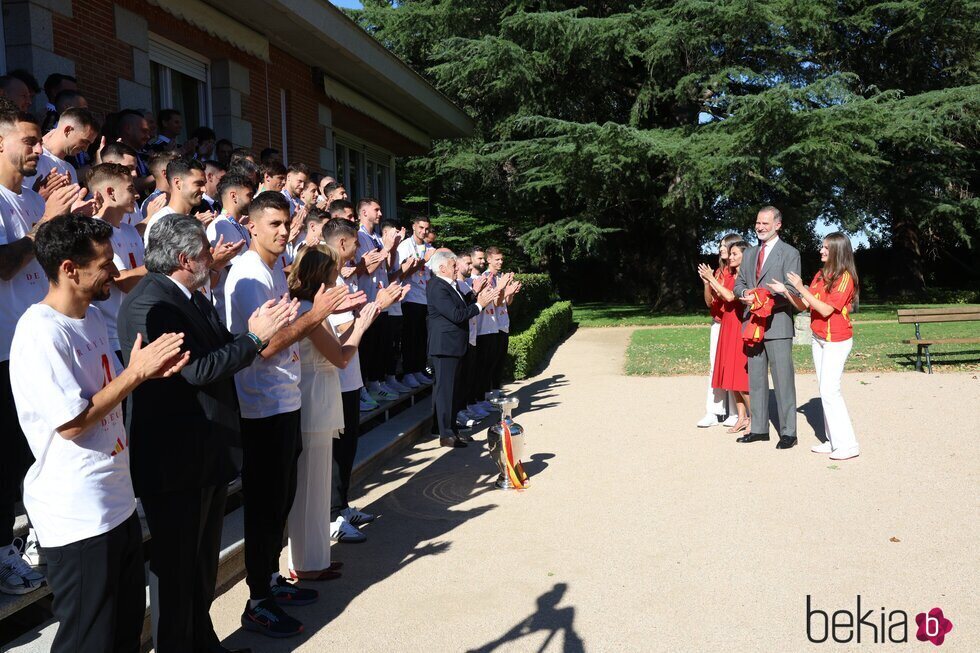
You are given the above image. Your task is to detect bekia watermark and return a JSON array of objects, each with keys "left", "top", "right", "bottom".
[{"left": 806, "top": 596, "right": 953, "bottom": 645}]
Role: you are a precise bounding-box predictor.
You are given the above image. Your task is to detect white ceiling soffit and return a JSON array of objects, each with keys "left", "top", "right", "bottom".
[
  {"left": 323, "top": 76, "right": 431, "bottom": 148},
  {"left": 146, "top": 0, "right": 270, "bottom": 62}
]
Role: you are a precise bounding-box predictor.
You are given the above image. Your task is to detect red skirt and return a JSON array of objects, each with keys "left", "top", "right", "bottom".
[{"left": 711, "top": 309, "right": 749, "bottom": 392}]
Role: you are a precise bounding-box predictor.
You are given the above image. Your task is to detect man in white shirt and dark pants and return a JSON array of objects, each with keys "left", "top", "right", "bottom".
[
  {"left": 395, "top": 215, "right": 434, "bottom": 388},
  {"left": 11, "top": 214, "right": 188, "bottom": 653}
]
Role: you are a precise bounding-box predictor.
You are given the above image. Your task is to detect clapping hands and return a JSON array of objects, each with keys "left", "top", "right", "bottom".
[
  {"left": 210, "top": 234, "right": 245, "bottom": 269},
  {"left": 248, "top": 294, "right": 299, "bottom": 343},
  {"left": 127, "top": 332, "right": 190, "bottom": 381}
]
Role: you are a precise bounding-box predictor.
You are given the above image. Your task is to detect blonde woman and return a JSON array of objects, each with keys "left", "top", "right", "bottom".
[
  {"left": 696, "top": 234, "right": 740, "bottom": 428},
  {"left": 768, "top": 232, "right": 860, "bottom": 460},
  {"left": 286, "top": 245, "right": 377, "bottom": 579}
]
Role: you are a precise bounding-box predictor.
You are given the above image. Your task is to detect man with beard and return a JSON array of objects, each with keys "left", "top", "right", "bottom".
[
  {"left": 11, "top": 214, "right": 189, "bottom": 651},
  {"left": 22, "top": 107, "right": 98, "bottom": 190},
  {"left": 144, "top": 157, "right": 210, "bottom": 246}
]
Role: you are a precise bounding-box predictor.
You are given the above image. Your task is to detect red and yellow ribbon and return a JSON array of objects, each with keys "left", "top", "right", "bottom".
[{"left": 501, "top": 422, "right": 529, "bottom": 490}]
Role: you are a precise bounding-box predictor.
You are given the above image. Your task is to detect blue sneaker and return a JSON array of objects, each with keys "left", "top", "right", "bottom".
[
  {"left": 271, "top": 575, "right": 319, "bottom": 606},
  {"left": 241, "top": 598, "right": 303, "bottom": 638}
]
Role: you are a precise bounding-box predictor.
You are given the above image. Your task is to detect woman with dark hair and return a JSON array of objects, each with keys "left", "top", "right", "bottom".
[
  {"left": 285, "top": 245, "right": 374, "bottom": 579},
  {"left": 696, "top": 234, "right": 741, "bottom": 428},
  {"left": 700, "top": 239, "right": 751, "bottom": 433},
  {"left": 769, "top": 232, "right": 859, "bottom": 460}
]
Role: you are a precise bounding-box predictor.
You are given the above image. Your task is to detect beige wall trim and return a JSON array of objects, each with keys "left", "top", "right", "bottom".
[
  {"left": 146, "top": 0, "right": 270, "bottom": 62},
  {"left": 323, "top": 76, "right": 431, "bottom": 148}
]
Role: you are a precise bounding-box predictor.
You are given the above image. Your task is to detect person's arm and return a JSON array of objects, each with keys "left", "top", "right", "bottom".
[
  {"left": 733, "top": 255, "right": 749, "bottom": 299},
  {"left": 702, "top": 274, "right": 715, "bottom": 308},
  {"left": 704, "top": 270, "right": 735, "bottom": 303},
  {"left": 307, "top": 316, "right": 366, "bottom": 369},
  {"left": 0, "top": 237, "right": 36, "bottom": 280},
  {"left": 260, "top": 284, "right": 349, "bottom": 358},
  {"left": 432, "top": 282, "right": 483, "bottom": 325}
]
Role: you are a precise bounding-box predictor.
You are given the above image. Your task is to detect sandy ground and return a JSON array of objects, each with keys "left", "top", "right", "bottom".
[{"left": 211, "top": 327, "right": 979, "bottom": 652}]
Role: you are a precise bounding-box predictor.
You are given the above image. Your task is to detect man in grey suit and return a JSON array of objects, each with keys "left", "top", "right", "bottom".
[{"left": 733, "top": 206, "right": 801, "bottom": 449}]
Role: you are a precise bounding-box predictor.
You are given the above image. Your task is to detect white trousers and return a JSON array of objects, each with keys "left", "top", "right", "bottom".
[
  {"left": 287, "top": 429, "right": 337, "bottom": 572},
  {"left": 811, "top": 336, "right": 858, "bottom": 453},
  {"left": 705, "top": 321, "right": 735, "bottom": 415}
]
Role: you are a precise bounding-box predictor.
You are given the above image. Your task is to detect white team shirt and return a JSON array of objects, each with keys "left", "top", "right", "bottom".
[
  {"left": 21, "top": 148, "right": 78, "bottom": 192},
  {"left": 494, "top": 274, "right": 511, "bottom": 333},
  {"left": 395, "top": 238, "right": 431, "bottom": 305},
  {"left": 457, "top": 278, "right": 478, "bottom": 346},
  {"left": 355, "top": 226, "right": 389, "bottom": 309},
  {"left": 143, "top": 206, "right": 177, "bottom": 247},
  {"left": 225, "top": 250, "right": 301, "bottom": 419},
  {"left": 10, "top": 304, "right": 135, "bottom": 548},
  {"left": 206, "top": 214, "right": 251, "bottom": 325},
  {"left": 327, "top": 275, "right": 363, "bottom": 393},
  {"left": 473, "top": 271, "right": 498, "bottom": 336},
  {"left": 94, "top": 221, "right": 145, "bottom": 351},
  {"left": 0, "top": 185, "right": 47, "bottom": 361}
]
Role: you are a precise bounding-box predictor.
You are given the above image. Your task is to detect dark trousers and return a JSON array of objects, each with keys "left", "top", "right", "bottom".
[
  {"left": 241, "top": 410, "right": 302, "bottom": 600},
  {"left": 459, "top": 343, "right": 478, "bottom": 406},
  {"left": 142, "top": 484, "right": 228, "bottom": 653},
  {"left": 44, "top": 512, "right": 145, "bottom": 653},
  {"left": 387, "top": 314, "right": 403, "bottom": 377},
  {"left": 491, "top": 331, "right": 509, "bottom": 389},
  {"left": 332, "top": 389, "right": 361, "bottom": 517},
  {"left": 0, "top": 360, "right": 32, "bottom": 544},
  {"left": 400, "top": 302, "right": 428, "bottom": 375},
  {"left": 474, "top": 333, "right": 500, "bottom": 399},
  {"left": 431, "top": 355, "right": 463, "bottom": 437},
  {"left": 359, "top": 312, "right": 392, "bottom": 384}
]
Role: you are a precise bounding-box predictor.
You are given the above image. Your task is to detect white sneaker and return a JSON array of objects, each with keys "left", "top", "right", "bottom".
[
  {"left": 331, "top": 516, "right": 366, "bottom": 543},
  {"left": 722, "top": 415, "right": 738, "bottom": 428},
  {"left": 696, "top": 414, "right": 719, "bottom": 428},
  {"left": 401, "top": 374, "right": 421, "bottom": 389},
  {"left": 341, "top": 506, "right": 376, "bottom": 525},
  {"left": 456, "top": 411, "right": 476, "bottom": 429},
  {"left": 810, "top": 442, "right": 833, "bottom": 454},
  {"left": 829, "top": 446, "right": 860, "bottom": 460},
  {"left": 373, "top": 387, "right": 399, "bottom": 402},
  {"left": 0, "top": 540, "right": 45, "bottom": 595},
  {"left": 22, "top": 529, "right": 43, "bottom": 569},
  {"left": 379, "top": 382, "right": 402, "bottom": 396}
]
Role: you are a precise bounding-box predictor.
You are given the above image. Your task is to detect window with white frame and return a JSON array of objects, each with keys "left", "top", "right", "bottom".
[
  {"left": 335, "top": 137, "right": 395, "bottom": 218},
  {"left": 148, "top": 35, "right": 212, "bottom": 142}
]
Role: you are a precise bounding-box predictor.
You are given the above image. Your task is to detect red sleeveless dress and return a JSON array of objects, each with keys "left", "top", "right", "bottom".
[{"left": 711, "top": 269, "right": 749, "bottom": 392}]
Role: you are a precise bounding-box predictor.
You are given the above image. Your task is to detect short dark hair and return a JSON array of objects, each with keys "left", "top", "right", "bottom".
[
  {"left": 305, "top": 207, "right": 330, "bottom": 226},
  {"left": 260, "top": 161, "right": 286, "bottom": 178},
  {"left": 327, "top": 199, "right": 353, "bottom": 218},
  {"left": 228, "top": 159, "right": 259, "bottom": 181},
  {"left": 87, "top": 162, "right": 132, "bottom": 189},
  {"left": 229, "top": 147, "right": 254, "bottom": 165},
  {"left": 287, "top": 163, "right": 309, "bottom": 176},
  {"left": 380, "top": 219, "right": 399, "bottom": 231},
  {"left": 53, "top": 90, "right": 85, "bottom": 113},
  {"left": 485, "top": 246, "right": 502, "bottom": 257},
  {"left": 166, "top": 157, "right": 205, "bottom": 182},
  {"left": 158, "top": 108, "right": 181, "bottom": 124},
  {"left": 99, "top": 141, "right": 138, "bottom": 163},
  {"left": 322, "top": 217, "right": 357, "bottom": 243},
  {"left": 34, "top": 214, "right": 113, "bottom": 283},
  {"left": 191, "top": 126, "right": 216, "bottom": 142},
  {"left": 321, "top": 181, "right": 344, "bottom": 195},
  {"left": 469, "top": 246, "right": 485, "bottom": 256},
  {"left": 259, "top": 147, "right": 280, "bottom": 163},
  {"left": 249, "top": 190, "right": 290, "bottom": 216},
  {"left": 58, "top": 106, "right": 97, "bottom": 130},
  {"left": 203, "top": 159, "right": 226, "bottom": 173},
  {"left": 0, "top": 110, "right": 37, "bottom": 131},
  {"left": 148, "top": 151, "right": 177, "bottom": 175},
  {"left": 44, "top": 73, "right": 76, "bottom": 97},
  {"left": 217, "top": 173, "right": 254, "bottom": 199},
  {"left": 412, "top": 215, "right": 431, "bottom": 225},
  {"left": 357, "top": 197, "right": 380, "bottom": 213},
  {"left": 7, "top": 69, "right": 40, "bottom": 93}
]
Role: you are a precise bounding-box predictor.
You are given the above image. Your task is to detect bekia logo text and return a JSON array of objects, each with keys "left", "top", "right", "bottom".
[{"left": 807, "top": 596, "right": 953, "bottom": 645}]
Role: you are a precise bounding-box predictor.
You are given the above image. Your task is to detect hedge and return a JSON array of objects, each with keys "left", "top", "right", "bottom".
[
  {"left": 505, "top": 301, "right": 574, "bottom": 381},
  {"left": 508, "top": 273, "right": 558, "bottom": 333}
]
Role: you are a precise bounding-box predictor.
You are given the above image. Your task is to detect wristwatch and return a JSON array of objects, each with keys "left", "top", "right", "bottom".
[{"left": 245, "top": 332, "right": 267, "bottom": 353}]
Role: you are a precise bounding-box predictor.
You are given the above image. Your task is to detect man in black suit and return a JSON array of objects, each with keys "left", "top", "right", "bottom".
[
  {"left": 426, "top": 249, "right": 498, "bottom": 448},
  {"left": 118, "top": 215, "right": 295, "bottom": 653}
]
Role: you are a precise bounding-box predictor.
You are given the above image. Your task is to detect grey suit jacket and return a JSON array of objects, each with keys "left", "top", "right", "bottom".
[{"left": 733, "top": 238, "right": 801, "bottom": 340}]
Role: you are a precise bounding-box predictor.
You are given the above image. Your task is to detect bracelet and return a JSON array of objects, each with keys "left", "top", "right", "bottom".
[{"left": 245, "top": 332, "right": 266, "bottom": 352}]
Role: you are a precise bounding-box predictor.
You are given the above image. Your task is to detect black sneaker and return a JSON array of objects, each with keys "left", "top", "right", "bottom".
[
  {"left": 271, "top": 575, "right": 319, "bottom": 606},
  {"left": 241, "top": 598, "right": 303, "bottom": 638}
]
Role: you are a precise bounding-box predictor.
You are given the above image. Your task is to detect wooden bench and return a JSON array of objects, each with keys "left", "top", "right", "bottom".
[{"left": 897, "top": 306, "right": 980, "bottom": 373}]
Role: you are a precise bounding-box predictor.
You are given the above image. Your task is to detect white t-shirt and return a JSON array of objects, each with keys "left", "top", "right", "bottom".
[
  {"left": 225, "top": 250, "right": 301, "bottom": 419},
  {"left": 281, "top": 189, "right": 303, "bottom": 216},
  {"left": 143, "top": 206, "right": 177, "bottom": 247},
  {"left": 355, "top": 226, "right": 388, "bottom": 308},
  {"left": 94, "top": 221, "right": 145, "bottom": 351},
  {"left": 121, "top": 211, "right": 142, "bottom": 227},
  {"left": 327, "top": 277, "right": 363, "bottom": 393},
  {"left": 494, "top": 274, "right": 511, "bottom": 333},
  {"left": 206, "top": 215, "right": 252, "bottom": 325},
  {"left": 473, "top": 272, "right": 498, "bottom": 336},
  {"left": 457, "top": 278, "right": 478, "bottom": 346},
  {"left": 10, "top": 304, "right": 134, "bottom": 548},
  {"left": 395, "top": 238, "right": 431, "bottom": 305},
  {"left": 0, "top": 185, "right": 47, "bottom": 361},
  {"left": 21, "top": 148, "right": 78, "bottom": 192}
]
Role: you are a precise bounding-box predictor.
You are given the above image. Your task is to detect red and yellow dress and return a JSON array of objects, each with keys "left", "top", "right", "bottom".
[
  {"left": 711, "top": 268, "right": 749, "bottom": 392},
  {"left": 809, "top": 271, "right": 855, "bottom": 341}
]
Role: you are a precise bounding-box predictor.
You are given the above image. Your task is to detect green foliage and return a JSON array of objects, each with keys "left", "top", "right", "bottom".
[
  {"left": 506, "top": 301, "right": 574, "bottom": 380},
  {"left": 356, "top": 1, "right": 980, "bottom": 303},
  {"left": 508, "top": 273, "right": 557, "bottom": 333}
]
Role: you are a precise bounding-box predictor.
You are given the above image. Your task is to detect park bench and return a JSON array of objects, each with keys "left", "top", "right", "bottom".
[{"left": 897, "top": 306, "right": 980, "bottom": 373}]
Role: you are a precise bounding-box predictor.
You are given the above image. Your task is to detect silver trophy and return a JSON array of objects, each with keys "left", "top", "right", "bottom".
[{"left": 486, "top": 396, "right": 529, "bottom": 490}]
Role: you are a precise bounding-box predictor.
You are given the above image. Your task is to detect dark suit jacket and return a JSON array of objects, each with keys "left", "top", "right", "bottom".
[
  {"left": 118, "top": 273, "right": 259, "bottom": 496},
  {"left": 426, "top": 276, "right": 480, "bottom": 358},
  {"left": 733, "top": 238, "right": 802, "bottom": 340}
]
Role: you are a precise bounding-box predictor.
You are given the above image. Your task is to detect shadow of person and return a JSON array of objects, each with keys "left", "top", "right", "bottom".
[
  {"left": 523, "top": 452, "right": 554, "bottom": 477},
  {"left": 510, "top": 374, "right": 568, "bottom": 414},
  {"left": 797, "top": 397, "right": 826, "bottom": 441},
  {"left": 465, "top": 582, "right": 584, "bottom": 652}
]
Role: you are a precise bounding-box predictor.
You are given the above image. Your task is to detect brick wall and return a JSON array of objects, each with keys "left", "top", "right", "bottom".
[{"left": 49, "top": 0, "right": 418, "bottom": 168}]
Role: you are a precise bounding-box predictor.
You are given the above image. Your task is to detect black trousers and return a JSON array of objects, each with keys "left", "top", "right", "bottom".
[
  {"left": 400, "top": 302, "right": 428, "bottom": 375},
  {"left": 44, "top": 512, "right": 145, "bottom": 653},
  {"left": 474, "top": 333, "right": 500, "bottom": 399},
  {"left": 241, "top": 410, "right": 302, "bottom": 600},
  {"left": 332, "top": 389, "right": 361, "bottom": 517},
  {"left": 0, "top": 360, "right": 32, "bottom": 544},
  {"left": 358, "top": 312, "right": 392, "bottom": 384},
  {"left": 491, "top": 331, "right": 510, "bottom": 389},
  {"left": 459, "top": 343, "right": 478, "bottom": 406},
  {"left": 142, "top": 484, "right": 228, "bottom": 653},
  {"left": 387, "top": 314, "right": 403, "bottom": 377},
  {"left": 431, "top": 355, "right": 464, "bottom": 437}
]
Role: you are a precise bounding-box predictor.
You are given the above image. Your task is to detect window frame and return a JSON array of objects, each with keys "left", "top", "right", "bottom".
[{"left": 148, "top": 34, "right": 213, "bottom": 134}]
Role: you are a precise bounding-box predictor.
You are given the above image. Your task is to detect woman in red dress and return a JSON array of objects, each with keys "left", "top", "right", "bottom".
[
  {"left": 696, "top": 233, "right": 741, "bottom": 428},
  {"left": 698, "top": 240, "right": 751, "bottom": 433}
]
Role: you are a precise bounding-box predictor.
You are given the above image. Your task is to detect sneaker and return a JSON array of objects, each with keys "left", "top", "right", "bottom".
[
  {"left": 722, "top": 415, "right": 738, "bottom": 428},
  {"left": 476, "top": 400, "right": 493, "bottom": 412},
  {"left": 385, "top": 376, "right": 412, "bottom": 393},
  {"left": 379, "top": 382, "right": 403, "bottom": 397},
  {"left": 0, "top": 541, "right": 45, "bottom": 595},
  {"left": 810, "top": 441, "right": 833, "bottom": 454},
  {"left": 401, "top": 374, "right": 421, "bottom": 389},
  {"left": 467, "top": 405, "right": 489, "bottom": 420},
  {"left": 241, "top": 598, "right": 304, "bottom": 638},
  {"left": 331, "top": 516, "right": 367, "bottom": 543},
  {"left": 456, "top": 411, "right": 476, "bottom": 429},
  {"left": 22, "top": 530, "right": 43, "bottom": 569},
  {"left": 360, "top": 398, "right": 377, "bottom": 412},
  {"left": 341, "top": 506, "right": 376, "bottom": 525},
  {"left": 829, "top": 446, "right": 859, "bottom": 461},
  {"left": 371, "top": 387, "right": 399, "bottom": 402},
  {"left": 412, "top": 372, "right": 433, "bottom": 386},
  {"left": 270, "top": 575, "right": 319, "bottom": 606},
  {"left": 696, "top": 413, "right": 719, "bottom": 428}
]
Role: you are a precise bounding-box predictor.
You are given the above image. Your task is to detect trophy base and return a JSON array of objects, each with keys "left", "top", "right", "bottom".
[{"left": 494, "top": 474, "right": 529, "bottom": 490}]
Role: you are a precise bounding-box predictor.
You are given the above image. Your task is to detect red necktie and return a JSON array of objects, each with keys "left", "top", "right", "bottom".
[{"left": 756, "top": 242, "right": 766, "bottom": 282}]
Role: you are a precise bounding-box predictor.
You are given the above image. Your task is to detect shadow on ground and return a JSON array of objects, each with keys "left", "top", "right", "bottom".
[
  {"left": 464, "top": 582, "right": 584, "bottom": 652},
  {"left": 798, "top": 397, "right": 826, "bottom": 442}
]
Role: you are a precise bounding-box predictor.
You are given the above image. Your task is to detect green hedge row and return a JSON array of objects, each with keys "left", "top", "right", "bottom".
[
  {"left": 508, "top": 273, "right": 557, "bottom": 333},
  {"left": 505, "top": 301, "right": 574, "bottom": 381}
]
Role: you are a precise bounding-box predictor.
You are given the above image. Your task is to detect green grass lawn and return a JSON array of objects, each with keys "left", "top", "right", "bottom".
[
  {"left": 625, "top": 321, "right": 980, "bottom": 375},
  {"left": 574, "top": 301, "right": 970, "bottom": 327}
]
